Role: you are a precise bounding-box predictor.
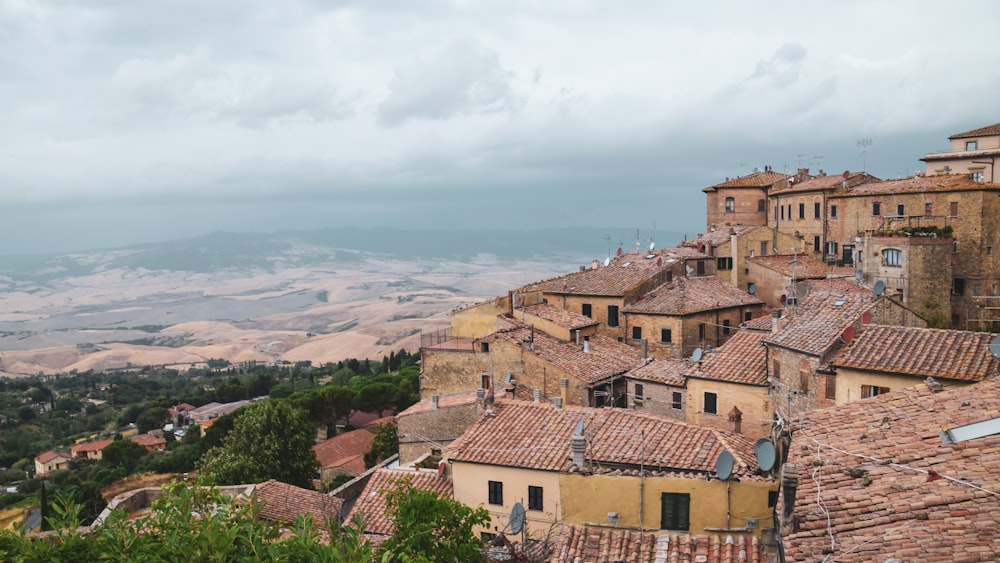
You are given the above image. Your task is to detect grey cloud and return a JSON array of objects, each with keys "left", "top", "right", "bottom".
[
  {"left": 378, "top": 37, "right": 520, "bottom": 126},
  {"left": 751, "top": 42, "right": 807, "bottom": 87}
]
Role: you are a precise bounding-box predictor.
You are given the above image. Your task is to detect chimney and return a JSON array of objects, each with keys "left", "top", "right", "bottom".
[
  {"left": 781, "top": 464, "right": 800, "bottom": 529},
  {"left": 571, "top": 434, "right": 587, "bottom": 469},
  {"left": 580, "top": 265, "right": 586, "bottom": 272},
  {"left": 771, "top": 310, "right": 782, "bottom": 334},
  {"left": 583, "top": 338, "right": 591, "bottom": 353},
  {"left": 431, "top": 395, "right": 439, "bottom": 410},
  {"left": 533, "top": 389, "right": 541, "bottom": 403},
  {"left": 560, "top": 378, "right": 569, "bottom": 406},
  {"left": 728, "top": 405, "right": 743, "bottom": 434},
  {"left": 554, "top": 397, "right": 563, "bottom": 410},
  {"left": 592, "top": 259, "right": 600, "bottom": 269},
  {"left": 476, "top": 387, "right": 486, "bottom": 413},
  {"left": 575, "top": 329, "right": 580, "bottom": 346},
  {"left": 640, "top": 338, "right": 648, "bottom": 359}
]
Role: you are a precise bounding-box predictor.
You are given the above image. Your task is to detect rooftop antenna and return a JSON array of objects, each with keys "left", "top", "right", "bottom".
[
  {"left": 796, "top": 154, "right": 806, "bottom": 168},
  {"left": 857, "top": 138, "right": 873, "bottom": 173},
  {"left": 601, "top": 235, "right": 612, "bottom": 259}
]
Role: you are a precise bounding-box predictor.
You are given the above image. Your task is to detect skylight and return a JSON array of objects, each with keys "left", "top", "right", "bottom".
[{"left": 941, "top": 417, "right": 1000, "bottom": 444}]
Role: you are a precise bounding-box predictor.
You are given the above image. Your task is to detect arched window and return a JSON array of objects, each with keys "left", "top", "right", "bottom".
[
  {"left": 882, "top": 248, "right": 902, "bottom": 267},
  {"left": 725, "top": 197, "right": 735, "bottom": 213}
]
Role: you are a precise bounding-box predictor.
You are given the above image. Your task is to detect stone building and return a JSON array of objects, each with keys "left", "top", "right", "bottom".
[
  {"left": 703, "top": 167, "right": 791, "bottom": 230},
  {"left": 921, "top": 122, "right": 1000, "bottom": 181},
  {"left": 681, "top": 224, "right": 805, "bottom": 293},
  {"left": 621, "top": 357, "right": 688, "bottom": 420}
]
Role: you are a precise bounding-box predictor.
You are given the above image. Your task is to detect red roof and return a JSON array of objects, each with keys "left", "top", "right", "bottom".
[
  {"left": 831, "top": 325, "right": 1000, "bottom": 382},
  {"left": 71, "top": 439, "right": 114, "bottom": 455},
  {"left": 625, "top": 357, "right": 689, "bottom": 386},
  {"left": 784, "top": 378, "right": 1000, "bottom": 560},
  {"left": 312, "top": 428, "right": 377, "bottom": 474},
  {"left": 130, "top": 434, "right": 167, "bottom": 448},
  {"left": 765, "top": 291, "right": 876, "bottom": 357},
  {"left": 551, "top": 526, "right": 767, "bottom": 563},
  {"left": 688, "top": 330, "right": 769, "bottom": 386},
  {"left": 831, "top": 174, "right": 999, "bottom": 196},
  {"left": 524, "top": 248, "right": 706, "bottom": 297},
  {"left": 624, "top": 276, "right": 763, "bottom": 315},
  {"left": 680, "top": 225, "right": 760, "bottom": 248},
  {"left": 448, "top": 401, "right": 762, "bottom": 478},
  {"left": 520, "top": 303, "right": 598, "bottom": 331},
  {"left": 346, "top": 467, "right": 453, "bottom": 536},
  {"left": 702, "top": 170, "right": 789, "bottom": 192},
  {"left": 35, "top": 450, "right": 70, "bottom": 464},
  {"left": 747, "top": 254, "right": 832, "bottom": 280},
  {"left": 949, "top": 122, "right": 1000, "bottom": 139},
  {"left": 770, "top": 171, "right": 879, "bottom": 195},
  {"left": 254, "top": 479, "right": 341, "bottom": 527}
]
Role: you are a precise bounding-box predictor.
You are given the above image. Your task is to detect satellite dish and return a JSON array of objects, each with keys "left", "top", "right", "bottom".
[
  {"left": 504, "top": 373, "right": 513, "bottom": 385},
  {"left": 574, "top": 420, "right": 585, "bottom": 436},
  {"left": 747, "top": 283, "right": 757, "bottom": 295},
  {"left": 691, "top": 347, "right": 703, "bottom": 363},
  {"left": 603, "top": 257, "right": 611, "bottom": 267},
  {"left": 842, "top": 170, "right": 850, "bottom": 179},
  {"left": 510, "top": 502, "right": 526, "bottom": 534},
  {"left": 873, "top": 280, "right": 886, "bottom": 296},
  {"left": 649, "top": 241, "right": 656, "bottom": 251},
  {"left": 841, "top": 325, "right": 856, "bottom": 343},
  {"left": 656, "top": 257, "right": 662, "bottom": 266},
  {"left": 715, "top": 450, "right": 734, "bottom": 481},
  {"left": 855, "top": 269, "right": 863, "bottom": 281},
  {"left": 617, "top": 247, "right": 623, "bottom": 257},
  {"left": 754, "top": 438, "right": 777, "bottom": 472},
  {"left": 697, "top": 242, "right": 705, "bottom": 252},
  {"left": 861, "top": 311, "right": 872, "bottom": 325},
  {"left": 990, "top": 335, "right": 1000, "bottom": 359},
  {"left": 779, "top": 294, "right": 787, "bottom": 305}
]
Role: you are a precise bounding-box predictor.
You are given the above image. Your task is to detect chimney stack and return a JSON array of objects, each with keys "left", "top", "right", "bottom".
[
  {"left": 583, "top": 338, "right": 591, "bottom": 353},
  {"left": 554, "top": 397, "right": 563, "bottom": 410},
  {"left": 640, "top": 338, "right": 648, "bottom": 359},
  {"left": 533, "top": 389, "right": 541, "bottom": 403},
  {"left": 560, "top": 378, "right": 569, "bottom": 406},
  {"left": 728, "top": 405, "right": 743, "bottom": 434},
  {"left": 771, "top": 310, "right": 782, "bottom": 334},
  {"left": 431, "top": 395, "right": 439, "bottom": 410},
  {"left": 571, "top": 434, "right": 587, "bottom": 469}
]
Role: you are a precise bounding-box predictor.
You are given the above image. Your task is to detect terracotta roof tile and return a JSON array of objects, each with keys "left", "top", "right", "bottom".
[
  {"left": 520, "top": 303, "right": 598, "bottom": 330},
  {"left": 949, "top": 122, "right": 1000, "bottom": 139},
  {"left": 486, "top": 324, "right": 643, "bottom": 384},
  {"left": 681, "top": 225, "right": 759, "bottom": 248},
  {"left": 448, "top": 401, "right": 763, "bottom": 478},
  {"left": 312, "top": 428, "right": 377, "bottom": 474},
  {"left": 624, "top": 276, "right": 763, "bottom": 315},
  {"left": 831, "top": 174, "right": 1000, "bottom": 196},
  {"left": 741, "top": 314, "right": 776, "bottom": 332},
  {"left": 625, "top": 358, "right": 689, "bottom": 386},
  {"left": 254, "top": 479, "right": 342, "bottom": 527},
  {"left": 396, "top": 391, "right": 480, "bottom": 416},
  {"left": 831, "top": 325, "right": 1000, "bottom": 382},
  {"left": 703, "top": 170, "right": 790, "bottom": 192},
  {"left": 784, "top": 378, "right": 1000, "bottom": 561},
  {"left": 345, "top": 468, "right": 453, "bottom": 536},
  {"left": 524, "top": 249, "right": 706, "bottom": 297},
  {"left": 747, "top": 254, "right": 830, "bottom": 279},
  {"left": 550, "top": 526, "right": 767, "bottom": 563},
  {"left": 130, "top": 434, "right": 167, "bottom": 448},
  {"left": 35, "top": 450, "right": 70, "bottom": 464},
  {"left": 71, "top": 439, "right": 113, "bottom": 455},
  {"left": 765, "top": 291, "right": 876, "bottom": 357},
  {"left": 688, "top": 330, "right": 769, "bottom": 386},
  {"left": 770, "top": 171, "right": 879, "bottom": 195}
]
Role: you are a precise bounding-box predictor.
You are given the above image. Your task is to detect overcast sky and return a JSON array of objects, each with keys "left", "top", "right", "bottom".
[{"left": 1, "top": 1, "right": 998, "bottom": 254}]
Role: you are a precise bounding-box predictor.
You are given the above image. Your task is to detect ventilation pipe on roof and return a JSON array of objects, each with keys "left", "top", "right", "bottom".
[
  {"left": 560, "top": 379, "right": 569, "bottom": 406},
  {"left": 554, "top": 397, "right": 563, "bottom": 411},
  {"left": 772, "top": 311, "right": 782, "bottom": 334},
  {"left": 571, "top": 433, "right": 587, "bottom": 469},
  {"left": 640, "top": 338, "right": 648, "bottom": 360},
  {"left": 575, "top": 329, "right": 580, "bottom": 346},
  {"left": 431, "top": 396, "right": 439, "bottom": 410},
  {"left": 583, "top": 338, "right": 591, "bottom": 353},
  {"left": 533, "top": 389, "right": 541, "bottom": 403}
]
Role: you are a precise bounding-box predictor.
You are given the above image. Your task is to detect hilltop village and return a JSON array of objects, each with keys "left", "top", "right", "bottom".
[{"left": 16, "top": 123, "right": 1000, "bottom": 562}]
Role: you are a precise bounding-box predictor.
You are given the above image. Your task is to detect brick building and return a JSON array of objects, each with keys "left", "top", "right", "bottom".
[
  {"left": 703, "top": 167, "right": 791, "bottom": 229},
  {"left": 682, "top": 224, "right": 805, "bottom": 291}
]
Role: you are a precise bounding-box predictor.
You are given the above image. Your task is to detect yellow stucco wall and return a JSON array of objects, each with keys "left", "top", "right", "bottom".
[
  {"left": 450, "top": 462, "right": 562, "bottom": 534},
  {"left": 685, "top": 378, "right": 772, "bottom": 439},
  {"left": 834, "top": 367, "right": 973, "bottom": 405},
  {"left": 559, "top": 472, "right": 777, "bottom": 536},
  {"left": 451, "top": 301, "right": 508, "bottom": 339}
]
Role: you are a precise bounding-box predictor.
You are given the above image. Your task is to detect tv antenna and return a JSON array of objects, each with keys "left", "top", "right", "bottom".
[{"left": 857, "top": 138, "right": 873, "bottom": 173}]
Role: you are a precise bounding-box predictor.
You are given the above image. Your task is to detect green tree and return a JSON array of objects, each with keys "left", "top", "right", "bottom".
[
  {"left": 381, "top": 477, "right": 490, "bottom": 562},
  {"left": 101, "top": 439, "right": 147, "bottom": 474},
  {"left": 356, "top": 383, "right": 399, "bottom": 418},
  {"left": 135, "top": 406, "right": 170, "bottom": 434},
  {"left": 198, "top": 400, "right": 318, "bottom": 488},
  {"left": 364, "top": 422, "right": 398, "bottom": 469}
]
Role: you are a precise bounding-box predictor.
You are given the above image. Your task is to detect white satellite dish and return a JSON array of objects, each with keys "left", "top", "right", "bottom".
[
  {"left": 691, "top": 347, "right": 703, "bottom": 363},
  {"left": 574, "top": 420, "right": 585, "bottom": 436},
  {"left": 747, "top": 283, "right": 757, "bottom": 295},
  {"left": 649, "top": 241, "right": 656, "bottom": 251},
  {"left": 603, "top": 257, "right": 611, "bottom": 267},
  {"left": 754, "top": 438, "right": 777, "bottom": 472},
  {"left": 715, "top": 450, "right": 734, "bottom": 481}
]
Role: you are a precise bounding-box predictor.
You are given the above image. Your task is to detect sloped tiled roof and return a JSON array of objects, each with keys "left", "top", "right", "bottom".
[
  {"left": 519, "top": 303, "right": 598, "bottom": 331},
  {"left": 680, "top": 225, "right": 759, "bottom": 248},
  {"left": 524, "top": 248, "right": 706, "bottom": 297},
  {"left": 550, "top": 526, "right": 766, "bottom": 563},
  {"left": 747, "top": 254, "right": 830, "bottom": 279},
  {"left": 396, "top": 391, "right": 480, "bottom": 416},
  {"left": 623, "top": 276, "right": 762, "bottom": 315},
  {"left": 770, "top": 171, "right": 879, "bottom": 195},
  {"left": 486, "top": 324, "right": 642, "bottom": 384},
  {"left": 702, "top": 170, "right": 789, "bottom": 192},
  {"left": 448, "top": 401, "right": 762, "bottom": 478},
  {"left": 71, "top": 439, "right": 113, "bottom": 454},
  {"left": 625, "top": 358, "right": 689, "bottom": 386},
  {"left": 254, "top": 479, "right": 342, "bottom": 527},
  {"left": 313, "top": 428, "right": 377, "bottom": 474},
  {"left": 345, "top": 467, "right": 453, "bottom": 536},
  {"left": 949, "top": 122, "right": 1000, "bottom": 139},
  {"left": 688, "top": 330, "right": 769, "bottom": 386},
  {"left": 741, "top": 314, "right": 776, "bottom": 332},
  {"left": 35, "top": 450, "right": 70, "bottom": 464},
  {"left": 131, "top": 434, "right": 167, "bottom": 448},
  {"left": 831, "top": 174, "right": 1000, "bottom": 196},
  {"left": 831, "top": 325, "right": 1000, "bottom": 382},
  {"left": 765, "top": 291, "right": 876, "bottom": 357},
  {"left": 783, "top": 378, "right": 1000, "bottom": 561}
]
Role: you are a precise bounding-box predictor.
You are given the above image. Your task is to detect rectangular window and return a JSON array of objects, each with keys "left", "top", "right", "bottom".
[
  {"left": 758, "top": 199, "right": 766, "bottom": 212},
  {"left": 632, "top": 326, "right": 642, "bottom": 340},
  {"left": 799, "top": 366, "right": 810, "bottom": 392},
  {"left": 722, "top": 320, "right": 731, "bottom": 335},
  {"left": 672, "top": 391, "right": 682, "bottom": 410},
  {"left": 725, "top": 197, "right": 735, "bottom": 213},
  {"left": 780, "top": 206, "right": 785, "bottom": 220},
  {"left": 972, "top": 171, "right": 984, "bottom": 182},
  {"left": 830, "top": 205, "right": 838, "bottom": 218},
  {"left": 661, "top": 328, "right": 672, "bottom": 343},
  {"left": 698, "top": 323, "right": 706, "bottom": 340},
  {"left": 826, "top": 241, "right": 838, "bottom": 255},
  {"left": 773, "top": 357, "right": 781, "bottom": 379},
  {"left": 761, "top": 242, "right": 768, "bottom": 256},
  {"left": 488, "top": 481, "right": 503, "bottom": 505},
  {"left": 861, "top": 385, "right": 889, "bottom": 399},
  {"left": 480, "top": 342, "right": 489, "bottom": 353},
  {"left": 481, "top": 374, "right": 492, "bottom": 390},
  {"left": 716, "top": 257, "right": 733, "bottom": 270},
  {"left": 813, "top": 235, "right": 821, "bottom": 252},
  {"left": 798, "top": 203, "right": 805, "bottom": 219},
  {"left": 704, "top": 392, "right": 717, "bottom": 414},
  {"left": 696, "top": 261, "right": 706, "bottom": 275},
  {"left": 634, "top": 383, "right": 644, "bottom": 400},
  {"left": 787, "top": 205, "right": 792, "bottom": 220},
  {"left": 924, "top": 202, "right": 933, "bottom": 216},
  {"left": 528, "top": 486, "right": 543, "bottom": 511},
  {"left": 873, "top": 202, "right": 881, "bottom": 216},
  {"left": 607, "top": 305, "right": 619, "bottom": 327},
  {"left": 950, "top": 201, "right": 959, "bottom": 217},
  {"left": 897, "top": 204, "right": 905, "bottom": 216},
  {"left": 744, "top": 311, "right": 753, "bottom": 321},
  {"left": 967, "top": 140, "right": 978, "bottom": 150},
  {"left": 953, "top": 278, "right": 965, "bottom": 296},
  {"left": 660, "top": 493, "right": 690, "bottom": 531},
  {"left": 814, "top": 202, "right": 821, "bottom": 219},
  {"left": 582, "top": 303, "right": 592, "bottom": 318},
  {"left": 882, "top": 248, "right": 902, "bottom": 267},
  {"left": 825, "top": 376, "right": 836, "bottom": 400}
]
